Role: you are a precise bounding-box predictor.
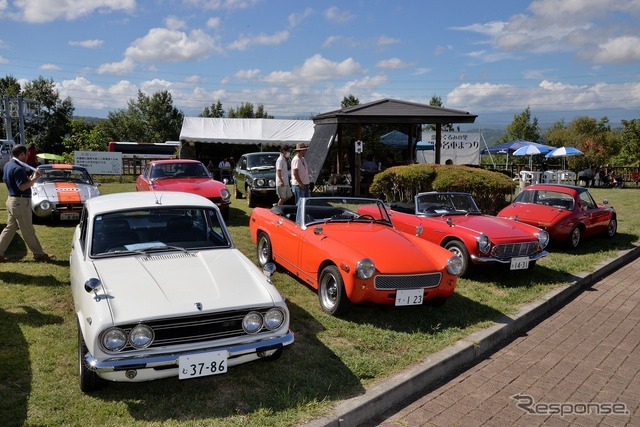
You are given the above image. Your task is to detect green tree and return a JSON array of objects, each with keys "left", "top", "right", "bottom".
[
  {"left": 341, "top": 95, "right": 359, "bottom": 109},
  {"left": 615, "top": 119, "right": 640, "bottom": 166},
  {"left": 501, "top": 107, "right": 540, "bottom": 143},
  {"left": 201, "top": 100, "right": 224, "bottom": 118},
  {"left": 227, "top": 102, "right": 273, "bottom": 118},
  {"left": 22, "top": 76, "right": 74, "bottom": 154},
  {"left": 424, "top": 95, "right": 455, "bottom": 132},
  {"left": 101, "top": 90, "right": 183, "bottom": 142}
]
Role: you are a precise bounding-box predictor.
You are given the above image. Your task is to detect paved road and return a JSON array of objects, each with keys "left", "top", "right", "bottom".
[{"left": 370, "top": 255, "right": 640, "bottom": 426}]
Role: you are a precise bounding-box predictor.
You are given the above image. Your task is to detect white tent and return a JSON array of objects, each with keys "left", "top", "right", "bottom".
[{"left": 179, "top": 117, "right": 315, "bottom": 146}]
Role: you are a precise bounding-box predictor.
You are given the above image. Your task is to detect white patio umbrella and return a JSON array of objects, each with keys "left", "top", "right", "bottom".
[
  {"left": 512, "top": 144, "right": 552, "bottom": 169},
  {"left": 545, "top": 146, "right": 584, "bottom": 170}
]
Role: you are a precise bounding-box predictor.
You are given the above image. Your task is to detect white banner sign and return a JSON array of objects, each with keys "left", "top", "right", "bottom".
[
  {"left": 418, "top": 132, "right": 481, "bottom": 165},
  {"left": 74, "top": 151, "right": 123, "bottom": 175}
]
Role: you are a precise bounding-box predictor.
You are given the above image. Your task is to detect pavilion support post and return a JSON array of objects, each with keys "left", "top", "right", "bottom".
[
  {"left": 355, "top": 125, "right": 362, "bottom": 196},
  {"left": 435, "top": 124, "right": 442, "bottom": 164}
]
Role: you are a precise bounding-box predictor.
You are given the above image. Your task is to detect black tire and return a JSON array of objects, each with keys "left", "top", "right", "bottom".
[
  {"left": 606, "top": 218, "right": 617, "bottom": 238},
  {"left": 444, "top": 240, "right": 471, "bottom": 277},
  {"left": 247, "top": 188, "right": 257, "bottom": 208},
  {"left": 318, "top": 265, "right": 352, "bottom": 316},
  {"left": 221, "top": 208, "right": 229, "bottom": 221},
  {"left": 235, "top": 185, "right": 243, "bottom": 199},
  {"left": 78, "top": 322, "right": 105, "bottom": 393},
  {"left": 567, "top": 226, "right": 582, "bottom": 249},
  {"left": 256, "top": 232, "right": 273, "bottom": 267}
]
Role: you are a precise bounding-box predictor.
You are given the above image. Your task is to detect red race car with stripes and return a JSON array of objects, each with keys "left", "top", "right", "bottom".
[{"left": 31, "top": 164, "right": 102, "bottom": 221}]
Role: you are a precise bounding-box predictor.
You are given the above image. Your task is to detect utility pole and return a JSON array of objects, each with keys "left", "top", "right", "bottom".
[{"left": 1, "top": 95, "right": 41, "bottom": 143}]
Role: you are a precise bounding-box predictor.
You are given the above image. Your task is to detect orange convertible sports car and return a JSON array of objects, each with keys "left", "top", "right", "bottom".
[{"left": 249, "top": 197, "right": 463, "bottom": 316}]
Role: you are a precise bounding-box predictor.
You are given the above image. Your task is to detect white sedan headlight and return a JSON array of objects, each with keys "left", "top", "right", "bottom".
[
  {"left": 102, "top": 328, "right": 127, "bottom": 352},
  {"left": 446, "top": 256, "right": 464, "bottom": 276},
  {"left": 477, "top": 233, "right": 491, "bottom": 254},
  {"left": 129, "top": 324, "right": 154, "bottom": 349},
  {"left": 242, "top": 311, "right": 263, "bottom": 334},
  {"left": 537, "top": 230, "right": 550, "bottom": 249},
  {"left": 263, "top": 308, "right": 285, "bottom": 331},
  {"left": 356, "top": 258, "right": 375, "bottom": 279}
]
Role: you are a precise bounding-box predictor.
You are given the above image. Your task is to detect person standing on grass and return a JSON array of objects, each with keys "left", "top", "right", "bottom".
[
  {"left": 290, "top": 143, "right": 310, "bottom": 204},
  {"left": 0, "top": 145, "right": 55, "bottom": 262},
  {"left": 275, "top": 146, "right": 292, "bottom": 205}
]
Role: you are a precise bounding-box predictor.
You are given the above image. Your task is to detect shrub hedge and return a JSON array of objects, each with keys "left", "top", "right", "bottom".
[{"left": 369, "top": 164, "right": 515, "bottom": 214}]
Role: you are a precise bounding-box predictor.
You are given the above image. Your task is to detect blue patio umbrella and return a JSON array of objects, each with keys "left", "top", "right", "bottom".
[
  {"left": 513, "top": 144, "right": 552, "bottom": 169},
  {"left": 545, "top": 146, "right": 583, "bottom": 169}
]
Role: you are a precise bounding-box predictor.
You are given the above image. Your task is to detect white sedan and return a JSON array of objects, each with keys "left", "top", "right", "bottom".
[{"left": 70, "top": 191, "right": 294, "bottom": 392}]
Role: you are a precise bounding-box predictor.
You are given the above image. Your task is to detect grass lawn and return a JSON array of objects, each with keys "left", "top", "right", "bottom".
[{"left": 1, "top": 182, "right": 639, "bottom": 427}]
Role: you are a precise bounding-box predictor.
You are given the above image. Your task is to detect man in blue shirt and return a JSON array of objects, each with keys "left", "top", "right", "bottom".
[{"left": 0, "top": 145, "right": 55, "bottom": 262}]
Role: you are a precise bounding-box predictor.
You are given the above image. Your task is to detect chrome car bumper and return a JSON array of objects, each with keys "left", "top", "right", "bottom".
[
  {"left": 471, "top": 250, "right": 549, "bottom": 264},
  {"left": 85, "top": 331, "right": 294, "bottom": 373}
]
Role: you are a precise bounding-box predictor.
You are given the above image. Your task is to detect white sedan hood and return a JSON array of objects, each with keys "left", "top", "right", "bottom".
[{"left": 93, "top": 249, "right": 278, "bottom": 324}]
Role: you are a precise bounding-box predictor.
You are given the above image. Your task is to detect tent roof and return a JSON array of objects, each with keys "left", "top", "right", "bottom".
[
  {"left": 179, "top": 117, "right": 315, "bottom": 145},
  {"left": 312, "top": 98, "right": 477, "bottom": 125}
]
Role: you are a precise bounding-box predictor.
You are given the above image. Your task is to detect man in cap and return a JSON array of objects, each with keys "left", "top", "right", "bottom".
[{"left": 290, "top": 143, "right": 310, "bottom": 204}]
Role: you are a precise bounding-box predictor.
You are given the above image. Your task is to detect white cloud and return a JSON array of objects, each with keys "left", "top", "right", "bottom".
[
  {"left": 262, "top": 54, "right": 363, "bottom": 84},
  {"left": 289, "top": 8, "right": 313, "bottom": 28},
  {"left": 235, "top": 69, "right": 261, "bottom": 79},
  {"left": 165, "top": 16, "right": 187, "bottom": 31},
  {"left": 124, "top": 28, "right": 221, "bottom": 62},
  {"left": 588, "top": 36, "right": 640, "bottom": 64},
  {"left": 376, "top": 58, "right": 410, "bottom": 70},
  {"left": 97, "top": 57, "right": 136, "bottom": 75},
  {"left": 322, "top": 35, "right": 358, "bottom": 48},
  {"left": 324, "top": 6, "right": 354, "bottom": 24},
  {"left": 206, "top": 17, "right": 221, "bottom": 29},
  {"left": 0, "top": 56, "right": 8, "bottom": 64},
  {"left": 12, "top": 0, "right": 135, "bottom": 23},
  {"left": 227, "top": 30, "right": 289, "bottom": 51},
  {"left": 375, "top": 36, "right": 400, "bottom": 48},
  {"left": 182, "top": 0, "right": 261, "bottom": 11},
  {"left": 446, "top": 79, "right": 640, "bottom": 113},
  {"left": 40, "top": 63, "right": 61, "bottom": 71},
  {"left": 69, "top": 39, "right": 104, "bottom": 48},
  {"left": 452, "top": 0, "right": 640, "bottom": 65}
]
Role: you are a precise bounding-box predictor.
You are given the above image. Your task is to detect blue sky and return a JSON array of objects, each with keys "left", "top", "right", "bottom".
[{"left": 1, "top": 0, "right": 639, "bottom": 125}]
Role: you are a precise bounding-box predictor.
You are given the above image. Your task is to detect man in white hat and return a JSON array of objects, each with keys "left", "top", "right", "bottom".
[{"left": 290, "top": 143, "right": 310, "bottom": 204}]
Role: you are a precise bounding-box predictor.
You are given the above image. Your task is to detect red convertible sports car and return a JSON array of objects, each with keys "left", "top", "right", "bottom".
[
  {"left": 249, "top": 197, "right": 463, "bottom": 316},
  {"left": 497, "top": 184, "right": 617, "bottom": 249},
  {"left": 136, "top": 159, "right": 231, "bottom": 220},
  {"left": 385, "top": 192, "right": 550, "bottom": 277}
]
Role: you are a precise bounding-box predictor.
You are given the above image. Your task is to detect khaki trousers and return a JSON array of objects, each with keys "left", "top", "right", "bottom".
[{"left": 0, "top": 196, "right": 46, "bottom": 257}]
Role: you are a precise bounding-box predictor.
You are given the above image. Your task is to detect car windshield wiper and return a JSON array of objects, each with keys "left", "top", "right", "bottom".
[{"left": 138, "top": 245, "right": 190, "bottom": 255}]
